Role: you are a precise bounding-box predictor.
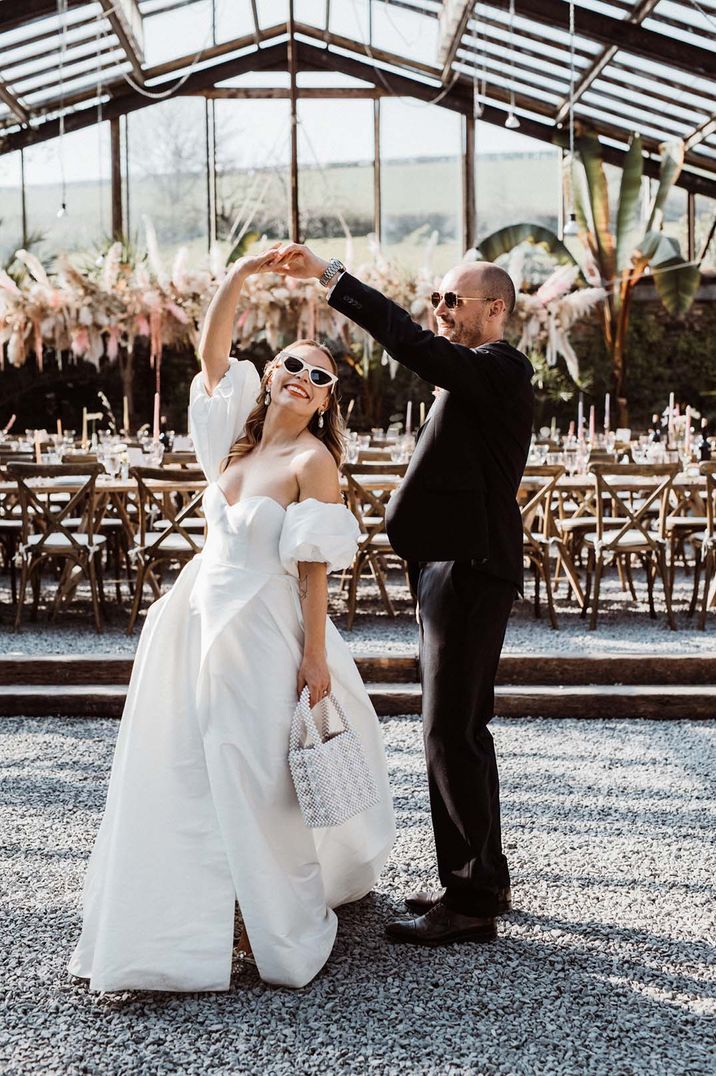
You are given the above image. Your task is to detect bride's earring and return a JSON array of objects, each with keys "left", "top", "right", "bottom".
[
  {"left": 318, "top": 409, "right": 325, "bottom": 430},
  {"left": 264, "top": 385, "right": 271, "bottom": 406}
]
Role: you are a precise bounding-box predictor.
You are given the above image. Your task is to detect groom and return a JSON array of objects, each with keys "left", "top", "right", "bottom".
[{"left": 273, "top": 243, "right": 534, "bottom": 946}]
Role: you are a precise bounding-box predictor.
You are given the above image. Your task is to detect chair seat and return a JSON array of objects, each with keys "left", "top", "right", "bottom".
[
  {"left": 134, "top": 532, "right": 205, "bottom": 553},
  {"left": 155, "top": 516, "right": 205, "bottom": 531},
  {"left": 666, "top": 515, "right": 707, "bottom": 530},
  {"left": 26, "top": 533, "right": 107, "bottom": 550},
  {"left": 557, "top": 516, "right": 622, "bottom": 532},
  {"left": 583, "top": 529, "right": 656, "bottom": 551},
  {"left": 360, "top": 532, "right": 395, "bottom": 551}
]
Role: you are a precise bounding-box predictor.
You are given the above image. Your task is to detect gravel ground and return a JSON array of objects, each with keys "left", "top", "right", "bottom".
[
  {"left": 1, "top": 716, "right": 714, "bottom": 1076},
  {"left": 1, "top": 567, "right": 715, "bottom": 658}
]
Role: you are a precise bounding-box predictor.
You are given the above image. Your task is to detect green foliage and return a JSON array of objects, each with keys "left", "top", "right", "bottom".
[
  {"left": 476, "top": 223, "right": 578, "bottom": 267},
  {"left": 227, "top": 230, "right": 260, "bottom": 265}
]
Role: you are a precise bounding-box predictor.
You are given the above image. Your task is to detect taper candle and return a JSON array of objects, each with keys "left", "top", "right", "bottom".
[
  {"left": 34, "top": 430, "right": 42, "bottom": 463},
  {"left": 405, "top": 400, "right": 412, "bottom": 435},
  {"left": 56, "top": 417, "right": 62, "bottom": 437},
  {"left": 577, "top": 394, "right": 584, "bottom": 442},
  {"left": 685, "top": 406, "right": 692, "bottom": 452},
  {"left": 81, "top": 407, "right": 88, "bottom": 447},
  {"left": 589, "top": 405, "right": 596, "bottom": 442},
  {"left": 152, "top": 393, "right": 160, "bottom": 441},
  {"left": 604, "top": 393, "right": 610, "bottom": 433},
  {"left": 420, "top": 401, "right": 426, "bottom": 427},
  {"left": 123, "top": 395, "right": 129, "bottom": 433}
]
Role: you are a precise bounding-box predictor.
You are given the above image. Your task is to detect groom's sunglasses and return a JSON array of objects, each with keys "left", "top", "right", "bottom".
[
  {"left": 279, "top": 353, "right": 338, "bottom": 389},
  {"left": 430, "top": 292, "right": 496, "bottom": 310}
]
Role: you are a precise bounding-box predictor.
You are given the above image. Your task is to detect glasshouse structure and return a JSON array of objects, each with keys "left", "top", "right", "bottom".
[{"left": 1, "top": 0, "right": 715, "bottom": 431}]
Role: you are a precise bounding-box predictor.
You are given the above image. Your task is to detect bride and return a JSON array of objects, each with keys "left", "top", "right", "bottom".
[{"left": 69, "top": 249, "right": 395, "bottom": 991}]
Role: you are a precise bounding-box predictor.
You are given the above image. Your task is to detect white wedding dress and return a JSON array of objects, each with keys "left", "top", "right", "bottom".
[{"left": 68, "top": 358, "right": 395, "bottom": 991}]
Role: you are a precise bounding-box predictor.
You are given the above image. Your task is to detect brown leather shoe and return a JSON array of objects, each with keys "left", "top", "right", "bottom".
[
  {"left": 386, "top": 902, "right": 497, "bottom": 947},
  {"left": 405, "top": 886, "right": 512, "bottom": 916}
]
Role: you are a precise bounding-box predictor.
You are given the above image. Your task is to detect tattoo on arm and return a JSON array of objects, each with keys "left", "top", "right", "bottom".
[{"left": 299, "top": 573, "right": 309, "bottom": 600}]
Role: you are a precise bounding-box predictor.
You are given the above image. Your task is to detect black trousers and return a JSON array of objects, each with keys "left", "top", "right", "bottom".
[{"left": 416, "top": 560, "right": 515, "bottom": 916}]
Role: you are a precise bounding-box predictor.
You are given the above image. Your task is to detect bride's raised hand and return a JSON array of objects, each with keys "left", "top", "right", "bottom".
[
  {"left": 230, "top": 244, "right": 280, "bottom": 278},
  {"left": 272, "top": 243, "right": 328, "bottom": 282}
]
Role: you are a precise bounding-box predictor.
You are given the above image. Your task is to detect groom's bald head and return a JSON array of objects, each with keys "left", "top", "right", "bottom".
[{"left": 433, "top": 261, "right": 515, "bottom": 348}]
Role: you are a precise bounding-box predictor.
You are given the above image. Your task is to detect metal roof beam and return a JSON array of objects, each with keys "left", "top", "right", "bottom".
[
  {"left": 438, "top": 1, "right": 476, "bottom": 81},
  {"left": 0, "top": 40, "right": 289, "bottom": 154},
  {"left": 97, "top": 0, "right": 145, "bottom": 85},
  {"left": 484, "top": 0, "right": 716, "bottom": 79},
  {"left": 553, "top": 0, "right": 660, "bottom": 125},
  {"left": 0, "top": 0, "right": 86, "bottom": 33},
  {"left": 295, "top": 39, "right": 716, "bottom": 197}
]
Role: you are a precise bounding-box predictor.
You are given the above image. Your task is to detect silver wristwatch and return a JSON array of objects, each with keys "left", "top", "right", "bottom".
[{"left": 319, "top": 257, "right": 345, "bottom": 288}]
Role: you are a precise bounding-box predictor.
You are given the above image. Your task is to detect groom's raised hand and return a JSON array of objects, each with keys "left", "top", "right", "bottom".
[{"left": 272, "top": 243, "right": 328, "bottom": 281}]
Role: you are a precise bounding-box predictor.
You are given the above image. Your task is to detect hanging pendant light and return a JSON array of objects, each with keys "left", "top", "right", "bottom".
[
  {"left": 505, "top": 97, "right": 520, "bottom": 129},
  {"left": 563, "top": 212, "right": 580, "bottom": 236},
  {"left": 505, "top": 0, "right": 520, "bottom": 129},
  {"left": 563, "top": 0, "right": 579, "bottom": 235},
  {"left": 56, "top": 0, "right": 69, "bottom": 219}
]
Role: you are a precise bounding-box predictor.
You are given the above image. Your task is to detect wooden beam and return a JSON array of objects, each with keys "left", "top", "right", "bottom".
[
  {"left": 463, "top": 111, "right": 476, "bottom": 252},
  {"left": 3, "top": 24, "right": 289, "bottom": 127},
  {"left": 685, "top": 115, "right": 716, "bottom": 153},
  {"left": 288, "top": 2, "right": 300, "bottom": 242},
  {"left": 97, "top": 0, "right": 145, "bottom": 85},
  {"left": 199, "top": 87, "right": 381, "bottom": 99},
  {"left": 373, "top": 97, "right": 382, "bottom": 243},
  {"left": 0, "top": 78, "right": 29, "bottom": 124},
  {"left": 0, "top": 41, "right": 289, "bottom": 155},
  {"left": 553, "top": 0, "right": 661, "bottom": 125},
  {"left": 484, "top": 0, "right": 716, "bottom": 79},
  {"left": 438, "top": 1, "right": 476, "bottom": 82},
  {"left": 110, "top": 115, "right": 122, "bottom": 238}
]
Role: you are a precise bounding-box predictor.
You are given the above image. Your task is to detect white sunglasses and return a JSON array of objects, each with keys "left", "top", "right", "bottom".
[{"left": 278, "top": 352, "right": 338, "bottom": 389}]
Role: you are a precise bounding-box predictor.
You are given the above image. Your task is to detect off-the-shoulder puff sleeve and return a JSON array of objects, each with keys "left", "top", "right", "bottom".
[
  {"left": 188, "top": 357, "right": 261, "bottom": 482},
  {"left": 279, "top": 499, "right": 360, "bottom": 577}
]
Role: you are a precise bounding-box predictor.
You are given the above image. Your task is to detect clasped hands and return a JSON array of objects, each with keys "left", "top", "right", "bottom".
[{"left": 233, "top": 242, "right": 329, "bottom": 284}]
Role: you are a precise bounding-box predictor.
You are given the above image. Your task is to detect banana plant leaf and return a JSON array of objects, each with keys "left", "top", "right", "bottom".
[
  {"left": 616, "top": 134, "right": 644, "bottom": 274},
  {"left": 575, "top": 133, "right": 616, "bottom": 285},
  {"left": 227, "top": 230, "right": 260, "bottom": 264},
  {"left": 651, "top": 258, "right": 701, "bottom": 318},
  {"left": 646, "top": 141, "right": 684, "bottom": 232},
  {"left": 475, "top": 223, "right": 578, "bottom": 266}
]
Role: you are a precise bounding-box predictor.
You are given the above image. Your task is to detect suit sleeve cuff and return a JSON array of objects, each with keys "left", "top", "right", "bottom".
[{"left": 326, "top": 270, "right": 348, "bottom": 304}]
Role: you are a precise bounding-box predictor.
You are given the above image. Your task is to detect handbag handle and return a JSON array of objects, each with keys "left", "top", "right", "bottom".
[{"left": 289, "top": 686, "right": 350, "bottom": 750}]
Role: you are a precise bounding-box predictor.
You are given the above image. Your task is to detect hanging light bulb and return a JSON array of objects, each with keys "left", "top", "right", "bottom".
[
  {"left": 56, "top": 202, "right": 67, "bottom": 219},
  {"left": 505, "top": 0, "right": 520, "bottom": 129},
  {"left": 505, "top": 92, "right": 520, "bottom": 129},
  {"left": 564, "top": 0, "right": 578, "bottom": 234},
  {"left": 563, "top": 212, "right": 580, "bottom": 236}
]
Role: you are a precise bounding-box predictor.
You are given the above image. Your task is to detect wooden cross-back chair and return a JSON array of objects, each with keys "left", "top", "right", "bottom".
[
  {"left": 0, "top": 483, "right": 23, "bottom": 604},
  {"left": 7, "top": 462, "right": 107, "bottom": 631},
  {"left": 688, "top": 462, "right": 716, "bottom": 629},
  {"left": 127, "top": 466, "right": 206, "bottom": 633},
  {"left": 342, "top": 462, "right": 408, "bottom": 628},
  {"left": 581, "top": 463, "right": 678, "bottom": 630},
  {"left": 520, "top": 465, "right": 584, "bottom": 629}
]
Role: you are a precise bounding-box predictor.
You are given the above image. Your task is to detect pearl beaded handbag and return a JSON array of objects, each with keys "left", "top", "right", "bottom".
[{"left": 289, "top": 687, "right": 380, "bottom": 829}]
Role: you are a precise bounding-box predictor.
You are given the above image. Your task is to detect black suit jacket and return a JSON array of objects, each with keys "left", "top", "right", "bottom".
[{"left": 329, "top": 272, "right": 534, "bottom": 592}]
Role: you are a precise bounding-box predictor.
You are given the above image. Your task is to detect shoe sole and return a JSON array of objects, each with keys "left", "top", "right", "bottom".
[
  {"left": 386, "top": 927, "right": 498, "bottom": 947},
  {"left": 405, "top": 900, "right": 512, "bottom": 917}
]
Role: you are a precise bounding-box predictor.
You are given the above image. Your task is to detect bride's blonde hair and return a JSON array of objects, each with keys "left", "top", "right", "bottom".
[{"left": 220, "top": 340, "right": 346, "bottom": 473}]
